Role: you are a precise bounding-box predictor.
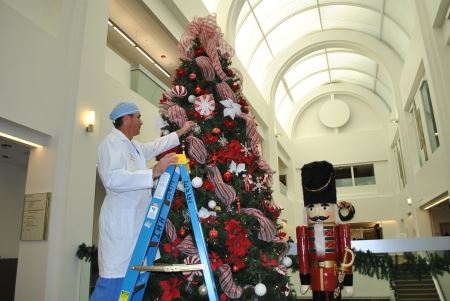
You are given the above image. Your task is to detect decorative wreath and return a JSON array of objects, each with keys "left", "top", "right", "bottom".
[{"left": 337, "top": 201, "right": 355, "bottom": 221}]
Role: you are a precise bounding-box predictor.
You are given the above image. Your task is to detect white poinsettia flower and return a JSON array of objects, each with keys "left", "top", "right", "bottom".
[
  {"left": 220, "top": 98, "right": 241, "bottom": 120},
  {"left": 229, "top": 160, "right": 246, "bottom": 175}
]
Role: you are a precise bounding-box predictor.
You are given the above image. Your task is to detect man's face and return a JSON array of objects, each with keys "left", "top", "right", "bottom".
[
  {"left": 126, "top": 113, "right": 143, "bottom": 136},
  {"left": 306, "top": 203, "right": 335, "bottom": 224}
]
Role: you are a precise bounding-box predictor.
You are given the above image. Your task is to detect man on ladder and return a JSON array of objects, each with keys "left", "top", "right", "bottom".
[{"left": 91, "top": 102, "right": 195, "bottom": 301}]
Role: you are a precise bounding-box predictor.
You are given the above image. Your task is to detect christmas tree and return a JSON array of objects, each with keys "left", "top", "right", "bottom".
[{"left": 149, "top": 14, "right": 295, "bottom": 301}]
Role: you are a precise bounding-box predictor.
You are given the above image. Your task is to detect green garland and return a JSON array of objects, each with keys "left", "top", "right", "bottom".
[{"left": 288, "top": 250, "right": 450, "bottom": 281}]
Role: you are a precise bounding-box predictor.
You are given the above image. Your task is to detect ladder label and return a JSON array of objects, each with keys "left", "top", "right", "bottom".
[
  {"left": 153, "top": 172, "right": 170, "bottom": 199},
  {"left": 118, "top": 290, "right": 130, "bottom": 301},
  {"left": 147, "top": 204, "right": 159, "bottom": 220}
]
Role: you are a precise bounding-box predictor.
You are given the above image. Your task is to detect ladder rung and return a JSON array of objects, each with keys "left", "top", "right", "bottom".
[{"left": 133, "top": 263, "right": 206, "bottom": 272}]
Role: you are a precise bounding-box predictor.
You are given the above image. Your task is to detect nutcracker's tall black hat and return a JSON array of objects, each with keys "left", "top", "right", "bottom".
[{"left": 301, "top": 161, "right": 336, "bottom": 206}]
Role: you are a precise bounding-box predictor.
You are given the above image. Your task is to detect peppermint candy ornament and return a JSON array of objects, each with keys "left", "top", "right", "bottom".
[
  {"left": 194, "top": 94, "right": 215, "bottom": 117},
  {"left": 183, "top": 255, "right": 202, "bottom": 281},
  {"left": 171, "top": 85, "right": 187, "bottom": 98}
]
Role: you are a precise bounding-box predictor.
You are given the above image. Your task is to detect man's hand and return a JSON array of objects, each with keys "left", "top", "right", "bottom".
[
  {"left": 176, "top": 121, "right": 196, "bottom": 137},
  {"left": 153, "top": 153, "right": 178, "bottom": 178},
  {"left": 300, "top": 285, "right": 310, "bottom": 294}
]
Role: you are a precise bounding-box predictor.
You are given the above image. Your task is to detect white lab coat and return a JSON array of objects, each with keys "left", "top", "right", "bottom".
[{"left": 96, "top": 128, "right": 179, "bottom": 278}]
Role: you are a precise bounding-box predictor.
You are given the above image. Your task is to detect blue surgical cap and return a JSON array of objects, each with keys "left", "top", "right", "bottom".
[{"left": 109, "top": 102, "right": 140, "bottom": 121}]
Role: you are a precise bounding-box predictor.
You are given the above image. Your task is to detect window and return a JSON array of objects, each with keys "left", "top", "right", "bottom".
[
  {"left": 408, "top": 78, "right": 440, "bottom": 168},
  {"left": 278, "top": 157, "right": 288, "bottom": 195},
  {"left": 334, "top": 164, "right": 376, "bottom": 187},
  {"left": 393, "top": 137, "right": 407, "bottom": 188},
  {"left": 419, "top": 80, "right": 439, "bottom": 152}
]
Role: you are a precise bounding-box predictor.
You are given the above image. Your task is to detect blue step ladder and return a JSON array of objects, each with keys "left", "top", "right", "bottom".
[{"left": 118, "top": 154, "right": 219, "bottom": 301}]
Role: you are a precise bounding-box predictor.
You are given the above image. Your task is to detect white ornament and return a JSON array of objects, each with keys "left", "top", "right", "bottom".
[
  {"left": 208, "top": 200, "right": 217, "bottom": 209},
  {"left": 198, "top": 284, "right": 208, "bottom": 296},
  {"left": 282, "top": 256, "right": 292, "bottom": 268},
  {"left": 188, "top": 95, "right": 196, "bottom": 103},
  {"left": 177, "top": 181, "right": 185, "bottom": 191},
  {"left": 254, "top": 283, "right": 267, "bottom": 296},
  {"left": 191, "top": 176, "right": 203, "bottom": 188}
]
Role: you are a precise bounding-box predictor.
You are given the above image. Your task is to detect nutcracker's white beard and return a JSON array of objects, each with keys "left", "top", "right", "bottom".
[{"left": 314, "top": 224, "right": 325, "bottom": 258}]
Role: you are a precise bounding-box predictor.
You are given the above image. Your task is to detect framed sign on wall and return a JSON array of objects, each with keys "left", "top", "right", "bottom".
[{"left": 20, "top": 192, "right": 51, "bottom": 241}]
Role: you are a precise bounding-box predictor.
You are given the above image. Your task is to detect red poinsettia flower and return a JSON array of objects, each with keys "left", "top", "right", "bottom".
[
  {"left": 226, "top": 236, "right": 252, "bottom": 257},
  {"left": 223, "top": 118, "right": 235, "bottom": 129},
  {"left": 160, "top": 277, "right": 182, "bottom": 301},
  {"left": 203, "top": 132, "right": 219, "bottom": 144},
  {"left": 260, "top": 252, "right": 278, "bottom": 267},
  {"left": 162, "top": 238, "right": 181, "bottom": 257},
  {"left": 202, "top": 179, "right": 215, "bottom": 191},
  {"left": 228, "top": 255, "right": 246, "bottom": 270},
  {"left": 209, "top": 251, "right": 224, "bottom": 271}
]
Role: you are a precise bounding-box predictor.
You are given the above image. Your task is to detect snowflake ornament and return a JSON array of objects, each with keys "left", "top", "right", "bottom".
[
  {"left": 253, "top": 176, "right": 266, "bottom": 192},
  {"left": 218, "top": 135, "right": 228, "bottom": 147},
  {"left": 192, "top": 124, "right": 202, "bottom": 135},
  {"left": 240, "top": 142, "right": 251, "bottom": 157}
]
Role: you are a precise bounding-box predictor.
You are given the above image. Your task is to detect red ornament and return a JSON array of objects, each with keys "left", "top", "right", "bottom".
[
  {"left": 179, "top": 227, "right": 187, "bottom": 237},
  {"left": 212, "top": 128, "right": 221, "bottom": 135},
  {"left": 231, "top": 82, "right": 240, "bottom": 92},
  {"left": 209, "top": 228, "right": 219, "bottom": 239},
  {"left": 189, "top": 73, "right": 197, "bottom": 81},
  {"left": 241, "top": 106, "right": 249, "bottom": 114},
  {"left": 194, "top": 47, "right": 205, "bottom": 57},
  {"left": 223, "top": 171, "right": 233, "bottom": 182},
  {"left": 176, "top": 67, "right": 186, "bottom": 77},
  {"left": 194, "top": 85, "right": 203, "bottom": 96},
  {"left": 225, "top": 69, "right": 234, "bottom": 77}
]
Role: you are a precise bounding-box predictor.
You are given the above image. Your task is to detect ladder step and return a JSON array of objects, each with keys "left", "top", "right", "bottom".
[{"left": 133, "top": 263, "right": 206, "bottom": 272}]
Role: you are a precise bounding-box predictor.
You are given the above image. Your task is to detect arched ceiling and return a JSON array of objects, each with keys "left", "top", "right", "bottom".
[{"left": 206, "top": 0, "right": 415, "bottom": 136}]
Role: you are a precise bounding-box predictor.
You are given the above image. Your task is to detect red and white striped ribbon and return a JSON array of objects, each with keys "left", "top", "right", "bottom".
[
  {"left": 165, "top": 219, "right": 177, "bottom": 242},
  {"left": 186, "top": 135, "right": 208, "bottom": 164},
  {"left": 177, "top": 235, "right": 199, "bottom": 256},
  {"left": 257, "top": 159, "right": 274, "bottom": 186},
  {"left": 218, "top": 264, "right": 243, "bottom": 299},
  {"left": 178, "top": 14, "right": 234, "bottom": 81},
  {"left": 168, "top": 104, "right": 187, "bottom": 128},
  {"left": 241, "top": 208, "right": 276, "bottom": 242},
  {"left": 238, "top": 114, "right": 259, "bottom": 154},
  {"left": 205, "top": 164, "right": 236, "bottom": 209},
  {"left": 215, "top": 82, "right": 237, "bottom": 103},
  {"left": 195, "top": 56, "right": 215, "bottom": 81}
]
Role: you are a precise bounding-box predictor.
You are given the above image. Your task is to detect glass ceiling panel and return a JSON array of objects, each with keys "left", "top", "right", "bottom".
[
  {"left": 330, "top": 70, "right": 375, "bottom": 90},
  {"left": 236, "top": 1, "right": 252, "bottom": 32},
  {"left": 248, "top": 43, "right": 273, "bottom": 88},
  {"left": 375, "top": 81, "right": 393, "bottom": 110},
  {"left": 290, "top": 72, "right": 329, "bottom": 102},
  {"left": 320, "top": 5, "right": 380, "bottom": 38},
  {"left": 276, "top": 97, "right": 293, "bottom": 119},
  {"left": 275, "top": 81, "right": 287, "bottom": 112},
  {"left": 319, "top": 0, "right": 384, "bottom": 12},
  {"left": 235, "top": 14, "right": 263, "bottom": 67},
  {"left": 381, "top": 17, "right": 410, "bottom": 58},
  {"left": 384, "top": 0, "right": 414, "bottom": 37},
  {"left": 254, "top": 0, "right": 316, "bottom": 33},
  {"left": 328, "top": 51, "right": 376, "bottom": 76},
  {"left": 377, "top": 67, "right": 391, "bottom": 91},
  {"left": 266, "top": 9, "right": 321, "bottom": 55},
  {"left": 276, "top": 94, "right": 290, "bottom": 114},
  {"left": 284, "top": 53, "right": 327, "bottom": 87}
]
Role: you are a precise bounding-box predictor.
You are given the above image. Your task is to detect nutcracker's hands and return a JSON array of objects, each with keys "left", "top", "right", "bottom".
[
  {"left": 300, "top": 285, "right": 310, "bottom": 294},
  {"left": 344, "top": 286, "right": 354, "bottom": 296}
]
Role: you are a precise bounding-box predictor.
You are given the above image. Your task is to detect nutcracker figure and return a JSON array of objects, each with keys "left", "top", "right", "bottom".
[{"left": 296, "top": 161, "right": 354, "bottom": 300}]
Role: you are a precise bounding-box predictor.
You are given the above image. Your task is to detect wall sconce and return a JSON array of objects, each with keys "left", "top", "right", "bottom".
[
  {"left": 407, "top": 198, "right": 412, "bottom": 206},
  {"left": 86, "top": 111, "right": 95, "bottom": 132}
]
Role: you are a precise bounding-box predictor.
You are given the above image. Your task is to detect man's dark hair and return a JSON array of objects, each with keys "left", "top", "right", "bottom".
[{"left": 112, "top": 114, "right": 135, "bottom": 129}]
